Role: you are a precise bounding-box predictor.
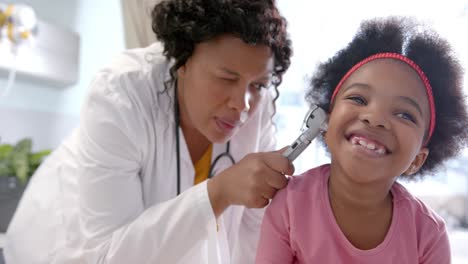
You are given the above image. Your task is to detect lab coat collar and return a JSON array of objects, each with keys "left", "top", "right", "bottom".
[{"left": 144, "top": 43, "right": 177, "bottom": 123}]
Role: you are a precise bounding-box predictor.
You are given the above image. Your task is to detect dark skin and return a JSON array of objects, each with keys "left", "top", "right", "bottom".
[
  {"left": 325, "top": 59, "right": 430, "bottom": 249},
  {"left": 177, "top": 34, "right": 273, "bottom": 164},
  {"left": 176, "top": 34, "right": 293, "bottom": 218},
  {"left": 328, "top": 177, "right": 393, "bottom": 250},
  {"left": 179, "top": 120, "right": 211, "bottom": 166}
]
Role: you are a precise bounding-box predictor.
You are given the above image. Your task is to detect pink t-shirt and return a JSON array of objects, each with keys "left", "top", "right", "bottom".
[{"left": 256, "top": 164, "right": 450, "bottom": 264}]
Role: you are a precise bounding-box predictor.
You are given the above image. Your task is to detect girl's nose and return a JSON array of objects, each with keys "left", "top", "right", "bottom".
[{"left": 359, "top": 106, "right": 390, "bottom": 129}]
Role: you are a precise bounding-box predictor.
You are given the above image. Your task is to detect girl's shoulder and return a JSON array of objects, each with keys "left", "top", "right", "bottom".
[
  {"left": 391, "top": 182, "right": 450, "bottom": 261},
  {"left": 391, "top": 182, "right": 447, "bottom": 232},
  {"left": 266, "top": 164, "right": 329, "bottom": 226},
  {"left": 287, "top": 164, "right": 331, "bottom": 193}
]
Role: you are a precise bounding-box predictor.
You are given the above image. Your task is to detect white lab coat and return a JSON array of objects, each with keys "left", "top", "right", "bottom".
[{"left": 4, "top": 43, "right": 277, "bottom": 264}]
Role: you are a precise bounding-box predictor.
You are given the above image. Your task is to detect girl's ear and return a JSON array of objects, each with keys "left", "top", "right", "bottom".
[
  {"left": 323, "top": 126, "right": 331, "bottom": 149},
  {"left": 321, "top": 130, "right": 327, "bottom": 138},
  {"left": 404, "top": 147, "right": 429, "bottom": 175},
  {"left": 322, "top": 112, "right": 331, "bottom": 141}
]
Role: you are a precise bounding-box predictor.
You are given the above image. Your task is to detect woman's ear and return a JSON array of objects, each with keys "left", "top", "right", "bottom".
[
  {"left": 404, "top": 147, "right": 429, "bottom": 175},
  {"left": 177, "top": 65, "right": 186, "bottom": 78}
]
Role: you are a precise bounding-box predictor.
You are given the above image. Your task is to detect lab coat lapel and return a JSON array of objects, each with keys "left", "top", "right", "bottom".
[{"left": 176, "top": 127, "right": 195, "bottom": 193}]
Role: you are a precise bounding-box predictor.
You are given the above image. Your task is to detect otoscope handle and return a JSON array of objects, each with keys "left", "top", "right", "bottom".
[{"left": 282, "top": 105, "right": 327, "bottom": 162}]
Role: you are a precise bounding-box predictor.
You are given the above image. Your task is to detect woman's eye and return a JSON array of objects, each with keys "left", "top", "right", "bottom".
[
  {"left": 251, "top": 83, "right": 267, "bottom": 91},
  {"left": 347, "top": 96, "right": 366, "bottom": 105},
  {"left": 396, "top": 112, "right": 416, "bottom": 123},
  {"left": 219, "top": 76, "right": 236, "bottom": 82}
]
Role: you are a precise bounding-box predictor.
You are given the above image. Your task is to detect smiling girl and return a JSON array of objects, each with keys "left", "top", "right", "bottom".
[{"left": 256, "top": 17, "right": 468, "bottom": 264}]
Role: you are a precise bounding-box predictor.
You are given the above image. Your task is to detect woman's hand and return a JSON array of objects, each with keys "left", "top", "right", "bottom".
[{"left": 207, "top": 148, "right": 294, "bottom": 217}]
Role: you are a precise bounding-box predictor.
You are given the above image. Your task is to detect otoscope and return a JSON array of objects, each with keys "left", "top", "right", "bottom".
[{"left": 282, "top": 104, "right": 328, "bottom": 162}]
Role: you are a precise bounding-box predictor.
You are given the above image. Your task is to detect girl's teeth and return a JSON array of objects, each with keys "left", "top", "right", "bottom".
[
  {"left": 351, "top": 136, "right": 386, "bottom": 155},
  {"left": 376, "top": 148, "right": 386, "bottom": 154}
]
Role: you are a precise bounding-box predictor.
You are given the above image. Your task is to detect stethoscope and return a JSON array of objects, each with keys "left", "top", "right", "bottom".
[{"left": 174, "top": 86, "right": 236, "bottom": 195}]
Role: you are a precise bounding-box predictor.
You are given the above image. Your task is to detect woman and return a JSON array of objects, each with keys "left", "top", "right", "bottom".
[{"left": 5, "top": 0, "right": 293, "bottom": 263}]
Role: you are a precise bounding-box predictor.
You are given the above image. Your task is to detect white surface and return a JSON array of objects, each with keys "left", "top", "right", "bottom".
[
  {"left": 0, "top": 233, "right": 5, "bottom": 248},
  {"left": 0, "top": 106, "right": 79, "bottom": 150},
  {"left": 0, "top": 0, "right": 125, "bottom": 116},
  {"left": 450, "top": 229, "right": 468, "bottom": 264},
  {"left": 0, "top": 20, "right": 80, "bottom": 88}
]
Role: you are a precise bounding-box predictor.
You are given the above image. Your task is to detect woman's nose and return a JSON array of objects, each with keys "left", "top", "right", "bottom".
[{"left": 229, "top": 85, "right": 251, "bottom": 113}]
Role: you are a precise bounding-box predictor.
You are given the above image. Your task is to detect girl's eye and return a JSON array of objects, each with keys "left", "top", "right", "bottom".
[
  {"left": 347, "top": 96, "right": 366, "bottom": 105},
  {"left": 396, "top": 112, "right": 416, "bottom": 123}
]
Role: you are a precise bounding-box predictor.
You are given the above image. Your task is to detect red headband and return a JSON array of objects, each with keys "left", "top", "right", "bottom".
[{"left": 330, "top": 52, "right": 436, "bottom": 146}]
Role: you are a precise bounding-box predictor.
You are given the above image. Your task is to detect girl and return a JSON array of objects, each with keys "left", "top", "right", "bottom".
[{"left": 256, "top": 17, "right": 468, "bottom": 263}]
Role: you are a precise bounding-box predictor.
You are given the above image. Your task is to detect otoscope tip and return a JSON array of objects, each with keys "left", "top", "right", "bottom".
[{"left": 320, "top": 121, "right": 328, "bottom": 132}]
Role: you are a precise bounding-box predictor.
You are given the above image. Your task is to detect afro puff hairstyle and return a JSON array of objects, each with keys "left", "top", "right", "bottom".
[
  {"left": 306, "top": 17, "right": 468, "bottom": 178},
  {"left": 151, "top": 0, "right": 292, "bottom": 95}
]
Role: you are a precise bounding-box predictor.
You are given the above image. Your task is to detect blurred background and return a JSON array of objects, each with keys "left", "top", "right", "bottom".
[{"left": 0, "top": 0, "right": 467, "bottom": 262}]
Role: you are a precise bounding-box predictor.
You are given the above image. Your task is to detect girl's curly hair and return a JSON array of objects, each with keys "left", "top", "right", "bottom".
[
  {"left": 151, "top": 0, "right": 292, "bottom": 106},
  {"left": 306, "top": 17, "right": 468, "bottom": 179}
]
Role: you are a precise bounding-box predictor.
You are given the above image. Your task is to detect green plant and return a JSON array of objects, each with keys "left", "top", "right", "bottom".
[{"left": 0, "top": 138, "right": 51, "bottom": 184}]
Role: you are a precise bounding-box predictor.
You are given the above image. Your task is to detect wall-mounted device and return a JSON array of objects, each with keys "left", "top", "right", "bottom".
[{"left": 0, "top": 3, "right": 80, "bottom": 96}]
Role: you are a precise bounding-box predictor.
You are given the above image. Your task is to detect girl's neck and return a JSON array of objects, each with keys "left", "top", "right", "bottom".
[
  {"left": 328, "top": 164, "right": 393, "bottom": 212},
  {"left": 327, "top": 164, "right": 394, "bottom": 250}
]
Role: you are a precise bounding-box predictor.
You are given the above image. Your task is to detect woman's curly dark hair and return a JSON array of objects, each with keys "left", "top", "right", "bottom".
[
  {"left": 306, "top": 17, "right": 468, "bottom": 179},
  {"left": 151, "top": 0, "right": 292, "bottom": 106}
]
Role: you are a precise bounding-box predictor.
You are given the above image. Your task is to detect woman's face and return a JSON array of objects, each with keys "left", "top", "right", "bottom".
[
  {"left": 177, "top": 34, "right": 274, "bottom": 143},
  {"left": 325, "top": 59, "right": 430, "bottom": 185}
]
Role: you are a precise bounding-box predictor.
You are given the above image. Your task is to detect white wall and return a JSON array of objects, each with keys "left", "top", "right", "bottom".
[{"left": 0, "top": 0, "right": 126, "bottom": 150}]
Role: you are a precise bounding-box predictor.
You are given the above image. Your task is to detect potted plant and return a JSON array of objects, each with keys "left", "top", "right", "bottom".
[{"left": 0, "top": 138, "right": 51, "bottom": 232}]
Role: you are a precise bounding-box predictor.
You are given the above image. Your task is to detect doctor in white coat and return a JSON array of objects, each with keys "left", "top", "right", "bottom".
[{"left": 5, "top": 0, "right": 293, "bottom": 263}]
